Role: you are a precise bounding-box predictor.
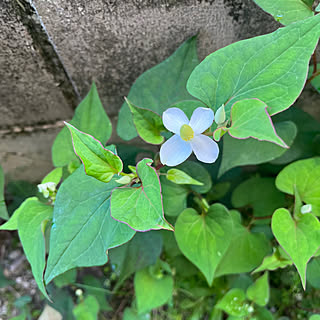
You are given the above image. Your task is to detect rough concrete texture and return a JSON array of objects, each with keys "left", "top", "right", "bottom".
[
  {"left": 0, "top": 0, "right": 319, "bottom": 182},
  {"left": 0, "top": 0, "right": 74, "bottom": 129}
]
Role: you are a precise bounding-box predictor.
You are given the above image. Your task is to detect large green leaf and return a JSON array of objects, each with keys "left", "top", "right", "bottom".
[
  {"left": 111, "top": 159, "right": 173, "bottom": 231},
  {"left": 215, "top": 211, "right": 271, "bottom": 277},
  {"left": 44, "top": 167, "right": 135, "bottom": 284},
  {"left": 109, "top": 231, "right": 163, "bottom": 289},
  {"left": 174, "top": 204, "right": 233, "bottom": 285},
  {"left": 134, "top": 266, "right": 173, "bottom": 314},
  {"left": 271, "top": 208, "right": 320, "bottom": 289},
  {"left": 187, "top": 15, "right": 320, "bottom": 115},
  {"left": 276, "top": 158, "right": 320, "bottom": 215},
  {"left": 254, "top": 0, "right": 314, "bottom": 25},
  {"left": 117, "top": 36, "right": 199, "bottom": 140},
  {"left": 218, "top": 121, "right": 297, "bottom": 177},
  {"left": 125, "top": 99, "right": 165, "bottom": 144},
  {"left": 228, "top": 99, "right": 287, "bottom": 147},
  {"left": 246, "top": 273, "right": 269, "bottom": 307},
  {"left": 65, "top": 122, "right": 123, "bottom": 183},
  {"left": 0, "top": 165, "right": 8, "bottom": 220},
  {"left": 231, "top": 177, "right": 286, "bottom": 219},
  {"left": 1, "top": 197, "right": 52, "bottom": 299},
  {"left": 52, "top": 83, "right": 112, "bottom": 167}
]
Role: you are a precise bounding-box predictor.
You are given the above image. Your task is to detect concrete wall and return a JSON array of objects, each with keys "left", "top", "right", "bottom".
[{"left": 0, "top": 0, "right": 319, "bottom": 182}]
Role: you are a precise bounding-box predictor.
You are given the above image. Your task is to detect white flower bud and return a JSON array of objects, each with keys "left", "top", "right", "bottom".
[
  {"left": 215, "top": 104, "right": 226, "bottom": 125},
  {"left": 300, "top": 204, "right": 312, "bottom": 214}
]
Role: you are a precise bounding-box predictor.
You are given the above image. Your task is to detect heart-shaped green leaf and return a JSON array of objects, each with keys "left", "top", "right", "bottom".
[
  {"left": 174, "top": 204, "right": 233, "bottom": 285},
  {"left": 0, "top": 164, "right": 8, "bottom": 220},
  {"left": 187, "top": 15, "right": 320, "bottom": 115},
  {"left": 246, "top": 273, "right": 270, "bottom": 306},
  {"left": 125, "top": 98, "right": 165, "bottom": 145},
  {"left": 52, "top": 83, "right": 112, "bottom": 167},
  {"left": 271, "top": 208, "right": 320, "bottom": 289},
  {"left": 229, "top": 99, "right": 287, "bottom": 147},
  {"left": 45, "top": 167, "right": 135, "bottom": 284},
  {"left": 65, "top": 122, "right": 123, "bottom": 183},
  {"left": 111, "top": 159, "right": 173, "bottom": 231},
  {"left": 117, "top": 36, "right": 199, "bottom": 141},
  {"left": 276, "top": 158, "right": 320, "bottom": 215},
  {"left": 254, "top": 0, "right": 314, "bottom": 25},
  {"left": 218, "top": 121, "right": 297, "bottom": 177}
]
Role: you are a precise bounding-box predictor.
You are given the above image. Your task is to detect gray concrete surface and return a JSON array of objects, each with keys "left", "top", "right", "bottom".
[{"left": 0, "top": 0, "right": 319, "bottom": 182}]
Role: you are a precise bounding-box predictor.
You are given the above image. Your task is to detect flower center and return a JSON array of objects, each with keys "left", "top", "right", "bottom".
[{"left": 180, "top": 124, "right": 194, "bottom": 141}]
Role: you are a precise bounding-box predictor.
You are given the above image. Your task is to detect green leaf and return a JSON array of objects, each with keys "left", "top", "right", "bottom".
[
  {"left": 218, "top": 121, "right": 297, "bottom": 177},
  {"left": 123, "top": 308, "right": 150, "bottom": 320},
  {"left": 134, "top": 266, "right": 173, "bottom": 314},
  {"left": 253, "top": 249, "right": 292, "bottom": 273},
  {"left": 41, "top": 168, "right": 63, "bottom": 185},
  {"left": 308, "top": 64, "right": 320, "bottom": 93},
  {"left": 52, "top": 83, "right": 112, "bottom": 167},
  {"left": 307, "top": 257, "right": 320, "bottom": 289},
  {"left": 111, "top": 158, "right": 173, "bottom": 231},
  {"left": 0, "top": 164, "right": 8, "bottom": 220},
  {"left": 215, "top": 211, "right": 271, "bottom": 277},
  {"left": 187, "top": 15, "right": 320, "bottom": 115},
  {"left": 251, "top": 307, "right": 274, "bottom": 320},
  {"left": 174, "top": 204, "right": 233, "bottom": 285},
  {"left": 229, "top": 99, "right": 287, "bottom": 147},
  {"left": 246, "top": 273, "right": 269, "bottom": 306},
  {"left": 310, "top": 315, "right": 320, "bottom": 320},
  {"left": 44, "top": 167, "right": 135, "bottom": 284},
  {"left": 53, "top": 269, "right": 77, "bottom": 288},
  {"left": 117, "top": 36, "right": 199, "bottom": 140},
  {"left": 271, "top": 208, "right": 320, "bottom": 289},
  {"left": 253, "top": 0, "right": 314, "bottom": 25},
  {"left": 276, "top": 158, "right": 320, "bottom": 215},
  {"left": 316, "top": 3, "right": 320, "bottom": 12},
  {"left": 65, "top": 122, "right": 123, "bottom": 183},
  {"left": 166, "top": 169, "right": 203, "bottom": 186},
  {"left": 109, "top": 231, "right": 162, "bottom": 289},
  {"left": 73, "top": 295, "right": 99, "bottom": 320},
  {"left": 231, "top": 177, "right": 286, "bottom": 219},
  {"left": 12, "top": 198, "right": 53, "bottom": 299},
  {"left": 216, "top": 289, "right": 252, "bottom": 317},
  {"left": 125, "top": 98, "right": 164, "bottom": 144}
]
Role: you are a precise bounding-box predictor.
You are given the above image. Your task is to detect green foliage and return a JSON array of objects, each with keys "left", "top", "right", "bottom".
[
  {"left": 246, "top": 273, "right": 270, "bottom": 306},
  {"left": 175, "top": 204, "right": 233, "bottom": 285},
  {"left": 0, "top": 164, "right": 8, "bottom": 220},
  {"left": 307, "top": 257, "right": 320, "bottom": 289},
  {"left": 309, "top": 64, "right": 320, "bottom": 93},
  {"left": 111, "top": 158, "right": 173, "bottom": 231},
  {"left": 276, "top": 158, "right": 320, "bottom": 215},
  {"left": 187, "top": 15, "right": 320, "bottom": 115},
  {"left": 45, "top": 167, "right": 135, "bottom": 284},
  {"left": 52, "top": 83, "right": 112, "bottom": 167},
  {"left": 65, "top": 122, "right": 123, "bottom": 183},
  {"left": 41, "top": 167, "right": 63, "bottom": 185},
  {"left": 254, "top": 0, "right": 314, "bottom": 25},
  {"left": 73, "top": 295, "right": 99, "bottom": 320},
  {"left": 271, "top": 208, "right": 320, "bottom": 289},
  {"left": 166, "top": 168, "right": 203, "bottom": 186},
  {"left": 117, "top": 36, "right": 199, "bottom": 140}
]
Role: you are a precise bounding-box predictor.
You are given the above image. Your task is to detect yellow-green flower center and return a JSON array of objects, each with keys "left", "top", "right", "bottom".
[{"left": 180, "top": 124, "right": 194, "bottom": 141}]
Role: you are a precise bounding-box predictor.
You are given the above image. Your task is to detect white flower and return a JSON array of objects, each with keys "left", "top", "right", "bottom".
[
  {"left": 160, "top": 107, "right": 219, "bottom": 166},
  {"left": 37, "top": 182, "right": 57, "bottom": 198}
]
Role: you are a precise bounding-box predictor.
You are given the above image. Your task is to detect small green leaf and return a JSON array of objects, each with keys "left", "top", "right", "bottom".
[
  {"left": 310, "top": 315, "right": 320, "bottom": 320},
  {"left": 276, "top": 158, "right": 320, "bottom": 215},
  {"left": 53, "top": 269, "right": 77, "bottom": 288},
  {"left": 307, "top": 257, "right": 320, "bottom": 289},
  {"left": 308, "top": 64, "right": 320, "bottom": 93},
  {"left": 246, "top": 273, "right": 269, "bottom": 306},
  {"left": 218, "top": 121, "right": 297, "bottom": 177},
  {"left": 111, "top": 158, "right": 173, "bottom": 231},
  {"left": 215, "top": 211, "right": 271, "bottom": 277},
  {"left": 175, "top": 204, "right": 233, "bottom": 285},
  {"left": 117, "top": 36, "right": 199, "bottom": 140},
  {"left": 271, "top": 208, "right": 320, "bottom": 289},
  {"left": 254, "top": 0, "right": 314, "bottom": 25},
  {"left": 166, "top": 169, "right": 203, "bottom": 186},
  {"left": 123, "top": 307, "right": 150, "bottom": 320},
  {"left": 41, "top": 167, "right": 63, "bottom": 185},
  {"left": 73, "top": 295, "right": 99, "bottom": 320},
  {"left": 134, "top": 266, "right": 173, "bottom": 314},
  {"left": 52, "top": 83, "right": 112, "bottom": 167},
  {"left": 216, "top": 289, "right": 252, "bottom": 317},
  {"left": 0, "top": 165, "right": 8, "bottom": 220},
  {"left": 65, "top": 122, "right": 123, "bottom": 183},
  {"left": 125, "top": 98, "right": 164, "bottom": 144},
  {"left": 187, "top": 15, "right": 320, "bottom": 115},
  {"left": 45, "top": 167, "right": 135, "bottom": 284},
  {"left": 229, "top": 99, "right": 287, "bottom": 147},
  {"left": 109, "top": 231, "right": 162, "bottom": 289}
]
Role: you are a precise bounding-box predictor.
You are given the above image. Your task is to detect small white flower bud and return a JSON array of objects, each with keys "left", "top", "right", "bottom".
[
  {"left": 215, "top": 104, "right": 226, "bottom": 125},
  {"left": 301, "top": 204, "right": 312, "bottom": 214}
]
